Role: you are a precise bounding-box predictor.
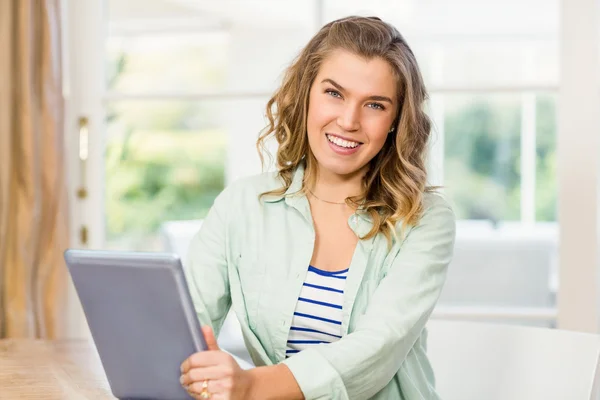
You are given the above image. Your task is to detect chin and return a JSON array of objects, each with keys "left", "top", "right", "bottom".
[{"left": 318, "top": 159, "right": 363, "bottom": 177}]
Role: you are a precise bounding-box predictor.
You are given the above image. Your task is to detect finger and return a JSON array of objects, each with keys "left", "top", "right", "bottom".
[
  {"left": 191, "top": 394, "right": 227, "bottom": 400},
  {"left": 202, "top": 325, "right": 219, "bottom": 351},
  {"left": 187, "top": 378, "right": 231, "bottom": 396},
  {"left": 187, "top": 385, "right": 227, "bottom": 400},
  {"left": 181, "top": 350, "right": 228, "bottom": 373},
  {"left": 187, "top": 378, "right": 216, "bottom": 396},
  {"left": 181, "top": 365, "right": 230, "bottom": 386}
]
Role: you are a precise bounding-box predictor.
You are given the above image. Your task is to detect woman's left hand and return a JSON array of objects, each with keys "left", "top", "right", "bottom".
[{"left": 180, "top": 326, "right": 253, "bottom": 400}]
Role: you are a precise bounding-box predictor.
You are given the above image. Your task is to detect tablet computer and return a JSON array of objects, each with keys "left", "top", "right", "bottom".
[{"left": 64, "top": 249, "right": 207, "bottom": 400}]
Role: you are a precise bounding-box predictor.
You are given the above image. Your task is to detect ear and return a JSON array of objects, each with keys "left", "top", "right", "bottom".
[{"left": 389, "top": 112, "right": 401, "bottom": 134}]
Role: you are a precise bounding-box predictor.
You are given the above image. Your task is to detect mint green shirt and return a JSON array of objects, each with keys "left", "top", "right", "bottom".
[{"left": 184, "top": 165, "right": 456, "bottom": 399}]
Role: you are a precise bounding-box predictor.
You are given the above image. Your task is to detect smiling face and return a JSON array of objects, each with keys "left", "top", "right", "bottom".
[{"left": 306, "top": 49, "right": 399, "bottom": 179}]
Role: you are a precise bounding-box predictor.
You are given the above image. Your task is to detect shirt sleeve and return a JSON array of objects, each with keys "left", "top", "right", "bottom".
[
  {"left": 282, "top": 195, "right": 456, "bottom": 400},
  {"left": 183, "top": 186, "right": 233, "bottom": 337}
]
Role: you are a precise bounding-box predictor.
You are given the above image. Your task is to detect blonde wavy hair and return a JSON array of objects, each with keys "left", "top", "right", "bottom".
[{"left": 257, "top": 16, "right": 433, "bottom": 244}]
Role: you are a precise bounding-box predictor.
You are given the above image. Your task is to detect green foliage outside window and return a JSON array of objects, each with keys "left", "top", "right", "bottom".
[
  {"left": 104, "top": 50, "right": 227, "bottom": 250},
  {"left": 445, "top": 95, "right": 556, "bottom": 222},
  {"left": 105, "top": 130, "right": 226, "bottom": 248}
]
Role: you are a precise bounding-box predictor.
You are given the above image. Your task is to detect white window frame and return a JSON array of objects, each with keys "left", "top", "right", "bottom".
[{"left": 64, "top": 0, "right": 599, "bottom": 336}]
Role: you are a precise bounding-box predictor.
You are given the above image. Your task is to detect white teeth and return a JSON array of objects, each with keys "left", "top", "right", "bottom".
[{"left": 326, "top": 134, "right": 360, "bottom": 149}]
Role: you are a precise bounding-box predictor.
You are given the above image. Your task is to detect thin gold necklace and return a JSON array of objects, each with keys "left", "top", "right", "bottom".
[{"left": 307, "top": 188, "right": 346, "bottom": 205}]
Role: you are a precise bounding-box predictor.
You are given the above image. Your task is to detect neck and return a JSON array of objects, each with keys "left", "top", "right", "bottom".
[{"left": 309, "top": 165, "right": 366, "bottom": 203}]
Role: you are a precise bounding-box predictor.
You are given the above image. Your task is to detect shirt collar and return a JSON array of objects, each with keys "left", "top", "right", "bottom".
[{"left": 262, "top": 164, "right": 306, "bottom": 203}]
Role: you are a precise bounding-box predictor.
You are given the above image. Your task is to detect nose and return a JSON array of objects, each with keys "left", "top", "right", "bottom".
[{"left": 336, "top": 103, "right": 360, "bottom": 132}]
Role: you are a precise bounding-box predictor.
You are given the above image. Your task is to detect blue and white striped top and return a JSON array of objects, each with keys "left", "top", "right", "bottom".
[{"left": 286, "top": 265, "right": 348, "bottom": 358}]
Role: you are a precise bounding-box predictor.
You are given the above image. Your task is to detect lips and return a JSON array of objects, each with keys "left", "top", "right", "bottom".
[
  {"left": 325, "top": 133, "right": 363, "bottom": 155},
  {"left": 325, "top": 133, "right": 363, "bottom": 148}
]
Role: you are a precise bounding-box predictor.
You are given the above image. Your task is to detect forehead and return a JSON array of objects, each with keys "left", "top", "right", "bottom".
[{"left": 315, "top": 49, "right": 398, "bottom": 97}]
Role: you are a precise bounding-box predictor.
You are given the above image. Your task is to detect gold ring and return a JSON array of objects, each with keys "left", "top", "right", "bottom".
[{"left": 200, "top": 379, "right": 211, "bottom": 399}]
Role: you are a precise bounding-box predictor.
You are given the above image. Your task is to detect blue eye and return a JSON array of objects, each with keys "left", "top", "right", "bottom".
[
  {"left": 325, "top": 89, "right": 342, "bottom": 98},
  {"left": 368, "top": 103, "right": 385, "bottom": 111}
]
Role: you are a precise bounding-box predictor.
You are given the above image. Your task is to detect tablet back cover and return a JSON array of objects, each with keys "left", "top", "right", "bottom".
[{"left": 65, "top": 249, "right": 206, "bottom": 400}]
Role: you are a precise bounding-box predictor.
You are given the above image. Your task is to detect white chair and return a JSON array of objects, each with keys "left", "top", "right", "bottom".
[
  {"left": 439, "top": 221, "right": 558, "bottom": 309},
  {"left": 159, "top": 219, "right": 204, "bottom": 257},
  {"left": 425, "top": 320, "right": 600, "bottom": 400},
  {"left": 160, "top": 219, "right": 253, "bottom": 365}
]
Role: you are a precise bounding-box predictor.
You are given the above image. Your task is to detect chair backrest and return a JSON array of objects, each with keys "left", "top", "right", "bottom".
[
  {"left": 160, "top": 219, "right": 204, "bottom": 257},
  {"left": 160, "top": 219, "right": 255, "bottom": 364},
  {"left": 439, "top": 228, "right": 557, "bottom": 308},
  {"left": 425, "top": 320, "right": 600, "bottom": 400}
]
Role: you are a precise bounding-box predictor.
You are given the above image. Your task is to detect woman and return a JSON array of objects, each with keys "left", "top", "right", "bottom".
[{"left": 180, "top": 16, "right": 455, "bottom": 400}]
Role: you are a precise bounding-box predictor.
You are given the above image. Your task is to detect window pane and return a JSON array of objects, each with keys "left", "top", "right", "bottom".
[
  {"left": 323, "top": 0, "right": 559, "bottom": 87},
  {"left": 107, "top": 0, "right": 317, "bottom": 94},
  {"left": 105, "top": 100, "right": 227, "bottom": 251},
  {"left": 107, "top": 33, "right": 229, "bottom": 93},
  {"left": 535, "top": 94, "right": 557, "bottom": 222},
  {"left": 444, "top": 94, "right": 522, "bottom": 222},
  {"left": 416, "top": 40, "right": 557, "bottom": 88},
  {"left": 438, "top": 92, "right": 558, "bottom": 323}
]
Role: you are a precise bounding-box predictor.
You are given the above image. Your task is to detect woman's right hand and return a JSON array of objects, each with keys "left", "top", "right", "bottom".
[{"left": 180, "top": 326, "right": 254, "bottom": 400}]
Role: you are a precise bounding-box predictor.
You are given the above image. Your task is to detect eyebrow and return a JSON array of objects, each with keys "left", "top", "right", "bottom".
[{"left": 321, "top": 78, "right": 394, "bottom": 104}]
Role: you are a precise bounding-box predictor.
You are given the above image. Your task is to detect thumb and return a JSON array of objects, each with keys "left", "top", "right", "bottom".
[{"left": 202, "top": 325, "right": 220, "bottom": 351}]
